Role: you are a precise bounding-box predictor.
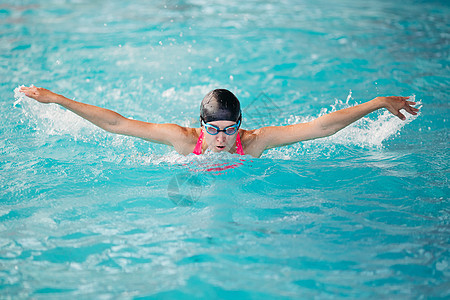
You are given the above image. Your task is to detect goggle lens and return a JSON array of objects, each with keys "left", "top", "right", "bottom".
[
  {"left": 206, "top": 127, "right": 218, "bottom": 135},
  {"left": 203, "top": 120, "right": 240, "bottom": 135},
  {"left": 225, "top": 127, "right": 238, "bottom": 135}
]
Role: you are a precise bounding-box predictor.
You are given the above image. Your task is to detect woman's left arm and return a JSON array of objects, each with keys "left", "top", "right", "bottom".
[
  {"left": 313, "top": 96, "right": 419, "bottom": 136},
  {"left": 256, "top": 96, "right": 419, "bottom": 150}
]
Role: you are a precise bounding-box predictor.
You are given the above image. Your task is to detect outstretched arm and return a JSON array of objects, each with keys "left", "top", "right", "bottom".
[
  {"left": 19, "top": 86, "right": 193, "bottom": 150},
  {"left": 257, "top": 96, "right": 419, "bottom": 150}
]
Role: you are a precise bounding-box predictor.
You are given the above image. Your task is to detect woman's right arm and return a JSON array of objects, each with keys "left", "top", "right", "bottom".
[{"left": 19, "top": 86, "right": 193, "bottom": 150}]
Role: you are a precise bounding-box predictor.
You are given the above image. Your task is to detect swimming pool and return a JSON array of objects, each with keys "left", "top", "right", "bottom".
[{"left": 1, "top": 0, "right": 449, "bottom": 298}]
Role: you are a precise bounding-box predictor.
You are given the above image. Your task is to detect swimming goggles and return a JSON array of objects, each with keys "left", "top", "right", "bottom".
[{"left": 202, "top": 120, "right": 241, "bottom": 135}]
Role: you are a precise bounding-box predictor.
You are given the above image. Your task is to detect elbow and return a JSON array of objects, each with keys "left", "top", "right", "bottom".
[
  {"left": 323, "top": 126, "right": 339, "bottom": 137},
  {"left": 314, "top": 119, "right": 338, "bottom": 138},
  {"left": 103, "top": 117, "right": 127, "bottom": 134},
  {"left": 104, "top": 125, "right": 119, "bottom": 134},
  {"left": 317, "top": 129, "right": 337, "bottom": 139}
]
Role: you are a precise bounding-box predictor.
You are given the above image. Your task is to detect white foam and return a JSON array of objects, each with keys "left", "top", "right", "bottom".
[
  {"left": 14, "top": 86, "right": 421, "bottom": 162},
  {"left": 324, "top": 95, "right": 421, "bottom": 147},
  {"left": 266, "top": 95, "right": 421, "bottom": 159},
  {"left": 14, "top": 85, "right": 99, "bottom": 139}
]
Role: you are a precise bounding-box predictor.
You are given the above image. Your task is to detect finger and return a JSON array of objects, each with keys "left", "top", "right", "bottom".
[
  {"left": 21, "top": 86, "right": 35, "bottom": 94},
  {"left": 405, "top": 103, "right": 420, "bottom": 111},
  {"left": 406, "top": 101, "right": 416, "bottom": 106},
  {"left": 24, "top": 89, "right": 37, "bottom": 97},
  {"left": 405, "top": 106, "right": 417, "bottom": 115},
  {"left": 397, "top": 112, "right": 406, "bottom": 120},
  {"left": 393, "top": 96, "right": 409, "bottom": 100}
]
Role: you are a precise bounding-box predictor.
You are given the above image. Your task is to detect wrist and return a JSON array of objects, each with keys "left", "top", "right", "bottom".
[
  {"left": 53, "top": 93, "right": 68, "bottom": 105},
  {"left": 372, "top": 97, "right": 386, "bottom": 109}
]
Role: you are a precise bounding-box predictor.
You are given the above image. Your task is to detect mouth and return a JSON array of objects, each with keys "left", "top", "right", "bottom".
[{"left": 215, "top": 145, "right": 226, "bottom": 151}]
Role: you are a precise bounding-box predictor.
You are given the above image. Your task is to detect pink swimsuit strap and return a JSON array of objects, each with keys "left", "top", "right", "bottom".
[
  {"left": 235, "top": 132, "right": 245, "bottom": 155},
  {"left": 193, "top": 131, "right": 245, "bottom": 155},
  {"left": 192, "top": 131, "right": 204, "bottom": 155}
]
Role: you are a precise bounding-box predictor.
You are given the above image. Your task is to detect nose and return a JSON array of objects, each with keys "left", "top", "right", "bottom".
[{"left": 216, "top": 132, "right": 227, "bottom": 142}]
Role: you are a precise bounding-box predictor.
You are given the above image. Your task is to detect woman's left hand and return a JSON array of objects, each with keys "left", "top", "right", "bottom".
[{"left": 376, "top": 96, "right": 420, "bottom": 120}]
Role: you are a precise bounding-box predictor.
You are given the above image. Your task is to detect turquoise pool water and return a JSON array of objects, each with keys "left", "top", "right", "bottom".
[{"left": 1, "top": 0, "right": 449, "bottom": 298}]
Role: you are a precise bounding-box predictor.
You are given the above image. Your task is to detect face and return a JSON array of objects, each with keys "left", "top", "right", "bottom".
[{"left": 203, "top": 120, "right": 239, "bottom": 153}]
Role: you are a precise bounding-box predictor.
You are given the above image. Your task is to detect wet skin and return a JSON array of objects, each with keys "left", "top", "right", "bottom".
[{"left": 202, "top": 120, "right": 239, "bottom": 153}]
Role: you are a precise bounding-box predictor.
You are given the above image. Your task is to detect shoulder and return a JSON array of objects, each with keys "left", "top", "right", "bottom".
[
  {"left": 168, "top": 126, "right": 202, "bottom": 155},
  {"left": 239, "top": 125, "right": 305, "bottom": 156},
  {"left": 239, "top": 128, "right": 268, "bottom": 157},
  {"left": 240, "top": 126, "right": 277, "bottom": 144}
]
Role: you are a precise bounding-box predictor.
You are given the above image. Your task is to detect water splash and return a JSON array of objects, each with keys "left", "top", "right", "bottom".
[
  {"left": 324, "top": 94, "right": 421, "bottom": 147},
  {"left": 14, "top": 86, "right": 421, "bottom": 163},
  {"left": 14, "top": 85, "right": 99, "bottom": 139},
  {"left": 266, "top": 94, "right": 421, "bottom": 159}
]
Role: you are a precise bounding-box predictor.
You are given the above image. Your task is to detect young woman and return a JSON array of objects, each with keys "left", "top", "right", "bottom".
[{"left": 19, "top": 86, "right": 419, "bottom": 158}]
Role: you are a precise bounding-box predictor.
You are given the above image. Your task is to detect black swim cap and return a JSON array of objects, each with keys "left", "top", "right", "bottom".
[{"left": 200, "top": 89, "right": 242, "bottom": 123}]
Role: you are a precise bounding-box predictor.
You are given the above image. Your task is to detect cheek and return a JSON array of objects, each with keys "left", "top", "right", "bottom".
[
  {"left": 203, "top": 133, "right": 215, "bottom": 144},
  {"left": 225, "top": 134, "right": 237, "bottom": 145}
]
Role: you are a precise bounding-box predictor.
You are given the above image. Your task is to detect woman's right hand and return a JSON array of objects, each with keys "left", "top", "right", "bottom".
[{"left": 19, "top": 86, "right": 61, "bottom": 104}]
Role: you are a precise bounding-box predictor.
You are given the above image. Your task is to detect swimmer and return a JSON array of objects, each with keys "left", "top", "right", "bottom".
[{"left": 19, "top": 86, "right": 419, "bottom": 158}]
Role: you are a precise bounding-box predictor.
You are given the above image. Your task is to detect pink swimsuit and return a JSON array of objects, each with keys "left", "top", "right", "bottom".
[{"left": 193, "top": 131, "right": 245, "bottom": 155}]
